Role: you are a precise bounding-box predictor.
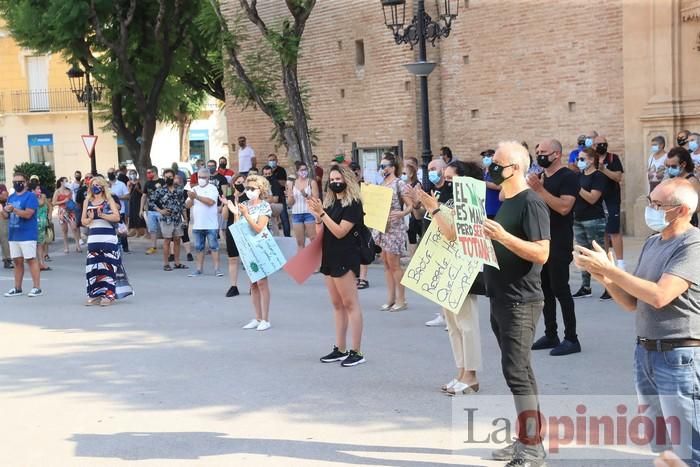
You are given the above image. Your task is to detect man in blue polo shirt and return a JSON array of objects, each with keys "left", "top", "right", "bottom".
[{"left": 1, "top": 172, "right": 42, "bottom": 297}]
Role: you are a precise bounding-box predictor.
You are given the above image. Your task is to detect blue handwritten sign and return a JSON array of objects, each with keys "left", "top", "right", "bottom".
[{"left": 229, "top": 221, "right": 287, "bottom": 283}]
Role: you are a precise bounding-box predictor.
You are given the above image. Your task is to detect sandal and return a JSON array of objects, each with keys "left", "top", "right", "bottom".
[
  {"left": 441, "top": 378, "right": 459, "bottom": 393},
  {"left": 390, "top": 302, "right": 408, "bottom": 312},
  {"left": 163, "top": 265, "right": 173, "bottom": 271},
  {"left": 380, "top": 303, "right": 395, "bottom": 311},
  {"left": 357, "top": 279, "right": 369, "bottom": 289},
  {"left": 85, "top": 297, "right": 100, "bottom": 306},
  {"left": 40, "top": 266, "right": 52, "bottom": 271},
  {"left": 447, "top": 381, "right": 480, "bottom": 396},
  {"left": 99, "top": 297, "right": 115, "bottom": 307},
  {"left": 173, "top": 264, "right": 189, "bottom": 269}
]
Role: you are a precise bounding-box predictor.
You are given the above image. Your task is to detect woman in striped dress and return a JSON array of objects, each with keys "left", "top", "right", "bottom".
[{"left": 81, "top": 176, "right": 122, "bottom": 306}]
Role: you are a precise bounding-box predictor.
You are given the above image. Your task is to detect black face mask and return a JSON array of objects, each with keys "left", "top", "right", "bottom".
[
  {"left": 219, "top": 163, "right": 227, "bottom": 169},
  {"left": 234, "top": 184, "right": 245, "bottom": 193},
  {"left": 487, "top": 163, "right": 514, "bottom": 186},
  {"left": 595, "top": 143, "right": 608, "bottom": 155},
  {"left": 577, "top": 139, "right": 585, "bottom": 147},
  {"left": 165, "top": 177, "right": 174, "bottom": 186},
  {"left": 13, "top": 181, "right": 25, "bottom": 192},
  {"left": 536, "top": 154, "right": 554, "bottom": 169},
  {"left": 329, "top": 181, "right": 347, "bottom": 193},
  {"left": 107, "top": 173, "right": 116, "bottom": 182},
  {"left": 678, "top": 137, "right": 688, "bottom": 147}
]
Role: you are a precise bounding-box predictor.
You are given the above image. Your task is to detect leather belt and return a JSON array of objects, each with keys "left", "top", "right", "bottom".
[{"left": 637, "top": 337, "right": 700, "bottom": 351}]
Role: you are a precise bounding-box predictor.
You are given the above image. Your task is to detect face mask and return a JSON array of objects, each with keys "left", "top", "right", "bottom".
[
  {"left": 667, "top": 167, "right": 681, "bottom": 178},
  {"left": 577, "top": 160, "right": 589, "bottom": 171},
  {"left": 13, "top": 181, "right": 25, "bottom": 192},
  {"left": 299, "top": 170, "right": 309, "bottom": 178},
  {"left": 198, "top": 178, "right": 208, "bottom": 187},
  {"left": 268, "top": 161, "right": 277, "bottom": 168},
  {"left": 651, "top": 144, "right": 660, "bottom": 153},
  {"left": 234, "top": 183, "right": 245, "bottom": 193},
  {"left": 265, "top": 176, "right": 273, "bottom": 182},
  {"left": 61, "top": 182, "right": 67, "bottom": 189},
  {"left": 428, "top": 170, "right": 441, "bottom": 185},
  {"left": 482, "top": 156, "right": 493, "bottom": 167},
  {"left": 678, "top": 136, "right": 688, "bottom": 147},
  {"left": 577, "top": 139, "right": 585, "bottom": 147},
  {"left": 585, "top": 138, "right": 593, "bottom": 148},
  {"left": 595, "top": 143, "right": 608, "bottom": 155},
  {"left": 536, "top": 154, "right": 553, "bottom": 169},
  {"left": 165, "top": 177, "right": 174, "bottom": 186},
  {"left": 333, "top": 156, "right": 344, "bottom": 163},
  {"left": 219, "top": 162, "right": 227, "bottom": 169},
  {"left": 107, "top": 173, "right": 116, "bottom": 181},
  {"left": 91, "top": 185, "right": 103, "bottom": 194},
  {"left": 329, "top": 181, "right": 347, "bottom": 193},
  {"left": 645, "top": 206, "right": 671, "bottom": 233},
  {"left": 487, "top": 163, "right": 514, "bottom": 185},
  {"left": 245, "top": 189, "right": 260, "bottom": 200},
  {"left": 129, "top": 174, "right": 137, "bottom": 181},
  {"left": 400, "top": 174, "right": 408, "bottom": 182},
  {"left": 75, "top": 176, "right": 81, "bottom": 181},
  {"left": 690, "top": 141, "right": 699, "bottom": 152},
  {"left": 313, "top": 161, "right": 318, "bottom": 167},
  {"left": 146, "top": 173, "right": 155, "bottom": 181},
  {"left": 208, "top": 167, "right": 216, "bottom": 175}
]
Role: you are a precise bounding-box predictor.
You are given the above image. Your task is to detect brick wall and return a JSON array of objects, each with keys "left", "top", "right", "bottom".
[{"left": 222, "top": 0, "right": 624, "bottom": 173}]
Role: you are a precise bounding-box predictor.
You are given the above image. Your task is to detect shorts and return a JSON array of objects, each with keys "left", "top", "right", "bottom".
[
  {"left": 146, "top": 211, "right": 162, "bottom": 234},
  {"left": 192, "top": 229, "right": 219, "bottom": 252},
  {"left": 10, "top": 240, "right": 37, "bottom": 260},
  {"left": 225, "top": 227, "right": 240, "bottom": 258},
  {"left": 605, "top": 203, "right": 621, "bottom": 234},
  {"left": 160, "top": 221, "right": 184, "bottom": 239},
  {"left": 292, "top": 212, "right": 315, "bottom": 224}
]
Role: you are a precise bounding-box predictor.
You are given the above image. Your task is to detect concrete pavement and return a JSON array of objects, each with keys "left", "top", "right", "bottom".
[{"left": 0, "top": 235, "right": 656, "bottom": 466}]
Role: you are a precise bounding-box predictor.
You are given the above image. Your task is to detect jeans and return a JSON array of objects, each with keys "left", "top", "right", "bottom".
[
  {"left": 192, "top": 229, "right": 219, "bottom": 252},
  {"left": 490, "top": 300, "right": 543, "bottom": 445},
  {"left": 634, "top": 344, "right": 700, "bottom": 464},
  {"left": 573, "top": 217, "right": 606, "bottom": 288},
  {"left": 292, "top": 212, "right": 315, "bottom": 224},
  {"left": 280, "top": 207, "right": 291, "bottom": 237},
  {"left": 541, "top": 257, "right": 577, "bottom": 342}
]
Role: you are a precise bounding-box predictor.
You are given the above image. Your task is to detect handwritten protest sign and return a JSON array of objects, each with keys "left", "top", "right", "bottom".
[
  {"left": 453, "top": 176, "right": 499, "bottom": 269},
  {"left": 283, "top": 230, "right": 324, "bottom": 284},
  {"left": 230, "top": 221, "right": 286, "bottom": 283},
  {"left": 401, "top": 211, "right": 482, "bottom": 313},
  {"left": 360, "top": 183, "right": 393, "bottom": 233}
]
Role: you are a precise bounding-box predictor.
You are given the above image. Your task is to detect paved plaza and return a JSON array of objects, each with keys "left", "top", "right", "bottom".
[{"left": 0, "top": 236, "right": 656, "bottom": 466}]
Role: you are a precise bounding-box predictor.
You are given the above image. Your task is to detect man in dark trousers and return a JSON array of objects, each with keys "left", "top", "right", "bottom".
[
  {"left": 483, "top": 141, "right": 551, "bottom": 467},
  {"left": 527, "top": 138, "right": 581, "bottom": 356}
]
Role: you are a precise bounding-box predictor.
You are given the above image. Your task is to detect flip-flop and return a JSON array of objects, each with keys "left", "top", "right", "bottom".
[
  {"left": 163, "top": 265, "right": 173, "bottom": 271},
  {"left": 173, "top": 264, "right": 189, "bottom": 269}
]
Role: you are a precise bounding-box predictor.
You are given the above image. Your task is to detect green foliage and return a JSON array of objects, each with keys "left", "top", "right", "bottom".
[{"left": 13, "top": 163, "right": 56, "bottom": 190}]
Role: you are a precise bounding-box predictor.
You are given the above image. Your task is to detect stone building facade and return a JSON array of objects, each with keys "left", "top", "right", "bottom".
[{"left": 223, "top": 0, "right": 699, "bottom": 235}]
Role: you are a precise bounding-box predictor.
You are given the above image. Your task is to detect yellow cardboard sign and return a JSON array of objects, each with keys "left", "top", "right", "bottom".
[
  {"left": 360, "top": 183, "right": 393, "bottom": 233},
  {"left": 401, "top": 209, "right": 482, "bottom": 313}
]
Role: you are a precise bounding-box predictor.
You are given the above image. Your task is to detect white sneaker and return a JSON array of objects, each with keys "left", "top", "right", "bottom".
[
  {"left": 256, "top": 320, "right": 271, "bottom": 331},
  {"left": 242, "top": 319, "right": 260, "bottom": 330},
  {"left": 425, "top": 313, "right": 446, "bottom": 327},
  {"left": 27, "top": 288, "right": 43, "bottom": 297}
]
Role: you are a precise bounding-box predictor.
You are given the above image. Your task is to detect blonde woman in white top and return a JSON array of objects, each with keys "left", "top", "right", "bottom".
[{"left": 287, "top": 163, "right": 319, "bottom": 251}]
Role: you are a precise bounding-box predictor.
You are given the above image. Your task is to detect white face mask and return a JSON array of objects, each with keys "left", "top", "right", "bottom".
[
  {"left": 246, "top": 189, "right": 260, "bottom": 201},
  {"left": 198, "top": 178, "right": 208, "bottom": 187}
]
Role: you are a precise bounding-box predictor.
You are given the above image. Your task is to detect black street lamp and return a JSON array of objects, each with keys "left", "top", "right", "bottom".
[
  {"left": 67, "top": 64, "right": 103, "bottom": 175},
  {"left": 381, "top": 0, "right": 459, "bottom": 188}
]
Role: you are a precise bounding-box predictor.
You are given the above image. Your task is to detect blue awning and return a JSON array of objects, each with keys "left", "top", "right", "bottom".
[
  {"left": 189, "top": 129, "right": 209, "bottom": 141},
  {"left": 28, "top": 134, "right": 53, "bottom": 147}
]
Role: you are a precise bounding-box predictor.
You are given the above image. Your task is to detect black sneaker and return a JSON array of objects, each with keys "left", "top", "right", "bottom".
[
  {"left": 531, "top": 335, "right": 560, "bottom": 350},
  {"left": 320, "top": 346, "right": 348, "bottom": 363},
  {"left": 341, "top": 350, "right": 365, "bottom": 367},
  {"left": 492, "top": 439, "right": 521, "bottom": 461},
  {"left": 168, "top": 254, "right": 175, "bottom": 262},
  {"left": 225, "top": 286, "right": 240, "bottom": 298},
  {"left": 572, "top": 287, "right": 592, "bottom": 298},
  {"left": 186, "top": 253, "right": 194, "bottom": 262},
  {"left": 550, "top": 339, "right": 581, "bottom": 356},
  {"left": 3, "top": 259, "right": 13, "bottom": 269},
  {"left": 600, "top": 290, "right": 612, "bottom": 300}
]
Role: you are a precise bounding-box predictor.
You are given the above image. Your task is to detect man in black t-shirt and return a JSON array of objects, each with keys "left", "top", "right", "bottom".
[
  {"left": 594, "top": 136, "right": 625, "bottom": 279},
  {"left": 483, "top": 141, "right": 550, "bottom": 464},
  {"left": 262, "top": 165, "right": 290, "bottom": 236},
  {"left": 267, "top": 154, "right": 290, "bottom": 236},
  {"left": 527, "top": 139, "right": 581, "bottom": 357},
  {"left": 421, "top": 159, "right": 453, "bottom": 231},
  {"left": 206, "top": 160, "right": 230, "bottom": 198}
]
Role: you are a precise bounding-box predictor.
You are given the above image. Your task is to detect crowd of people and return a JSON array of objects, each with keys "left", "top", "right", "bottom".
[{"left": 1, "top": 130, "right": 700, "bottom": 466}]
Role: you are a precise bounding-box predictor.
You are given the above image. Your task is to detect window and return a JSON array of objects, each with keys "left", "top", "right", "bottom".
[
  {"left": 340, "top": 89, "right": 345, "bottom": 98},
  {"left": 463, "top": 55, "right": 470, "bottom": 64},
  {"left": 26, "top": 56, "right": 49, "bottom": 112},
  {"left": 471, "top": 109, "right": 479, "bottom": 119},
  {"left": 355, "top": 40, "right": 365, "bottom": 67},
  {"left": 27, "top": 134, "right": 54, "bottom": 167},
  {"left": 0, "top": 137, "right": 5, "bottom": 183},
  {"left": 337, "top": 40, "right": 343, "bottom": 50},
  {"left": 342, "top": 134, "right": 349, "bottom": 143},
  {"left": 568, "top": 101, "right": 576, "bottom": 112}
]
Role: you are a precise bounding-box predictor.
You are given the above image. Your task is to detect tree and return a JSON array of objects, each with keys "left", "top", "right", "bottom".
[
  {"left": 208, "top": 0, "right": 317, "bottom": 168},
  {"left": 0, "top": 0, "right": 199, "bottom": 177}
]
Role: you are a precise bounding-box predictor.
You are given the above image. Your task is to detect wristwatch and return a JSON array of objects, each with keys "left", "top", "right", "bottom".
[{"left": 431, "top": 207, "right": 441, "bottom": 216}]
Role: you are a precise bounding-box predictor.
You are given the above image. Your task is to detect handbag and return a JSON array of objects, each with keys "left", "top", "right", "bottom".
[
  {"left": 45, "top": 223, "right": 55, "bottom": 243},
  {"left": 353, "top": 223, "right": 376, "bottom": 265}
]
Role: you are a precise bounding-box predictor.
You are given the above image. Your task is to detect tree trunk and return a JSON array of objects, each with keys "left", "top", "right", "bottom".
[
  {"left": 178, "top": 115, "right": 193, "bottom": 162},
  {"left": 282, "top": 65, "right": 313, "bottom": 169}
]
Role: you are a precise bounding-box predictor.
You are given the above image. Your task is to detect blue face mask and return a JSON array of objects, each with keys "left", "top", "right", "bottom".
[
  {"left": 577, "top": 160, "right": 589, "bottom": 171},
  {"left": 645, "top": 206, "right": 670, "bottom": 233},
  {"left": 91, "top": 185, "right": 103, "bottom": 195},
  {"left": 651, "top": 144, "right": 660, "bottom": 154},
  {"left": 667, "top": 167, "right": 681, "bottom": 178},
  {"left": 268, "top": 160, "right": 277, "bottom": 169},
  {"left": 584, "top": 138, "right": 593, "bottom": 148},
  {"left": 400, "top": 174, "right": 408, "bottom": 182},
  {"left": 482, "top": 157, "right": 493, "bottom": 167},
  {"left": 690, "top": 141, "right": 699, "bottom": 152},
  {"left": 428, "top": 170, "right": 441, "bottom": 185}
]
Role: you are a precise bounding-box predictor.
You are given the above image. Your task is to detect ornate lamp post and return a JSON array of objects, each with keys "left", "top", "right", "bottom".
[
  {"left": 67, "top": 64, "right": 103, "bottom": 175},
  {"left": 381, "top": 0, "right": 459, "bottom": 187}
]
